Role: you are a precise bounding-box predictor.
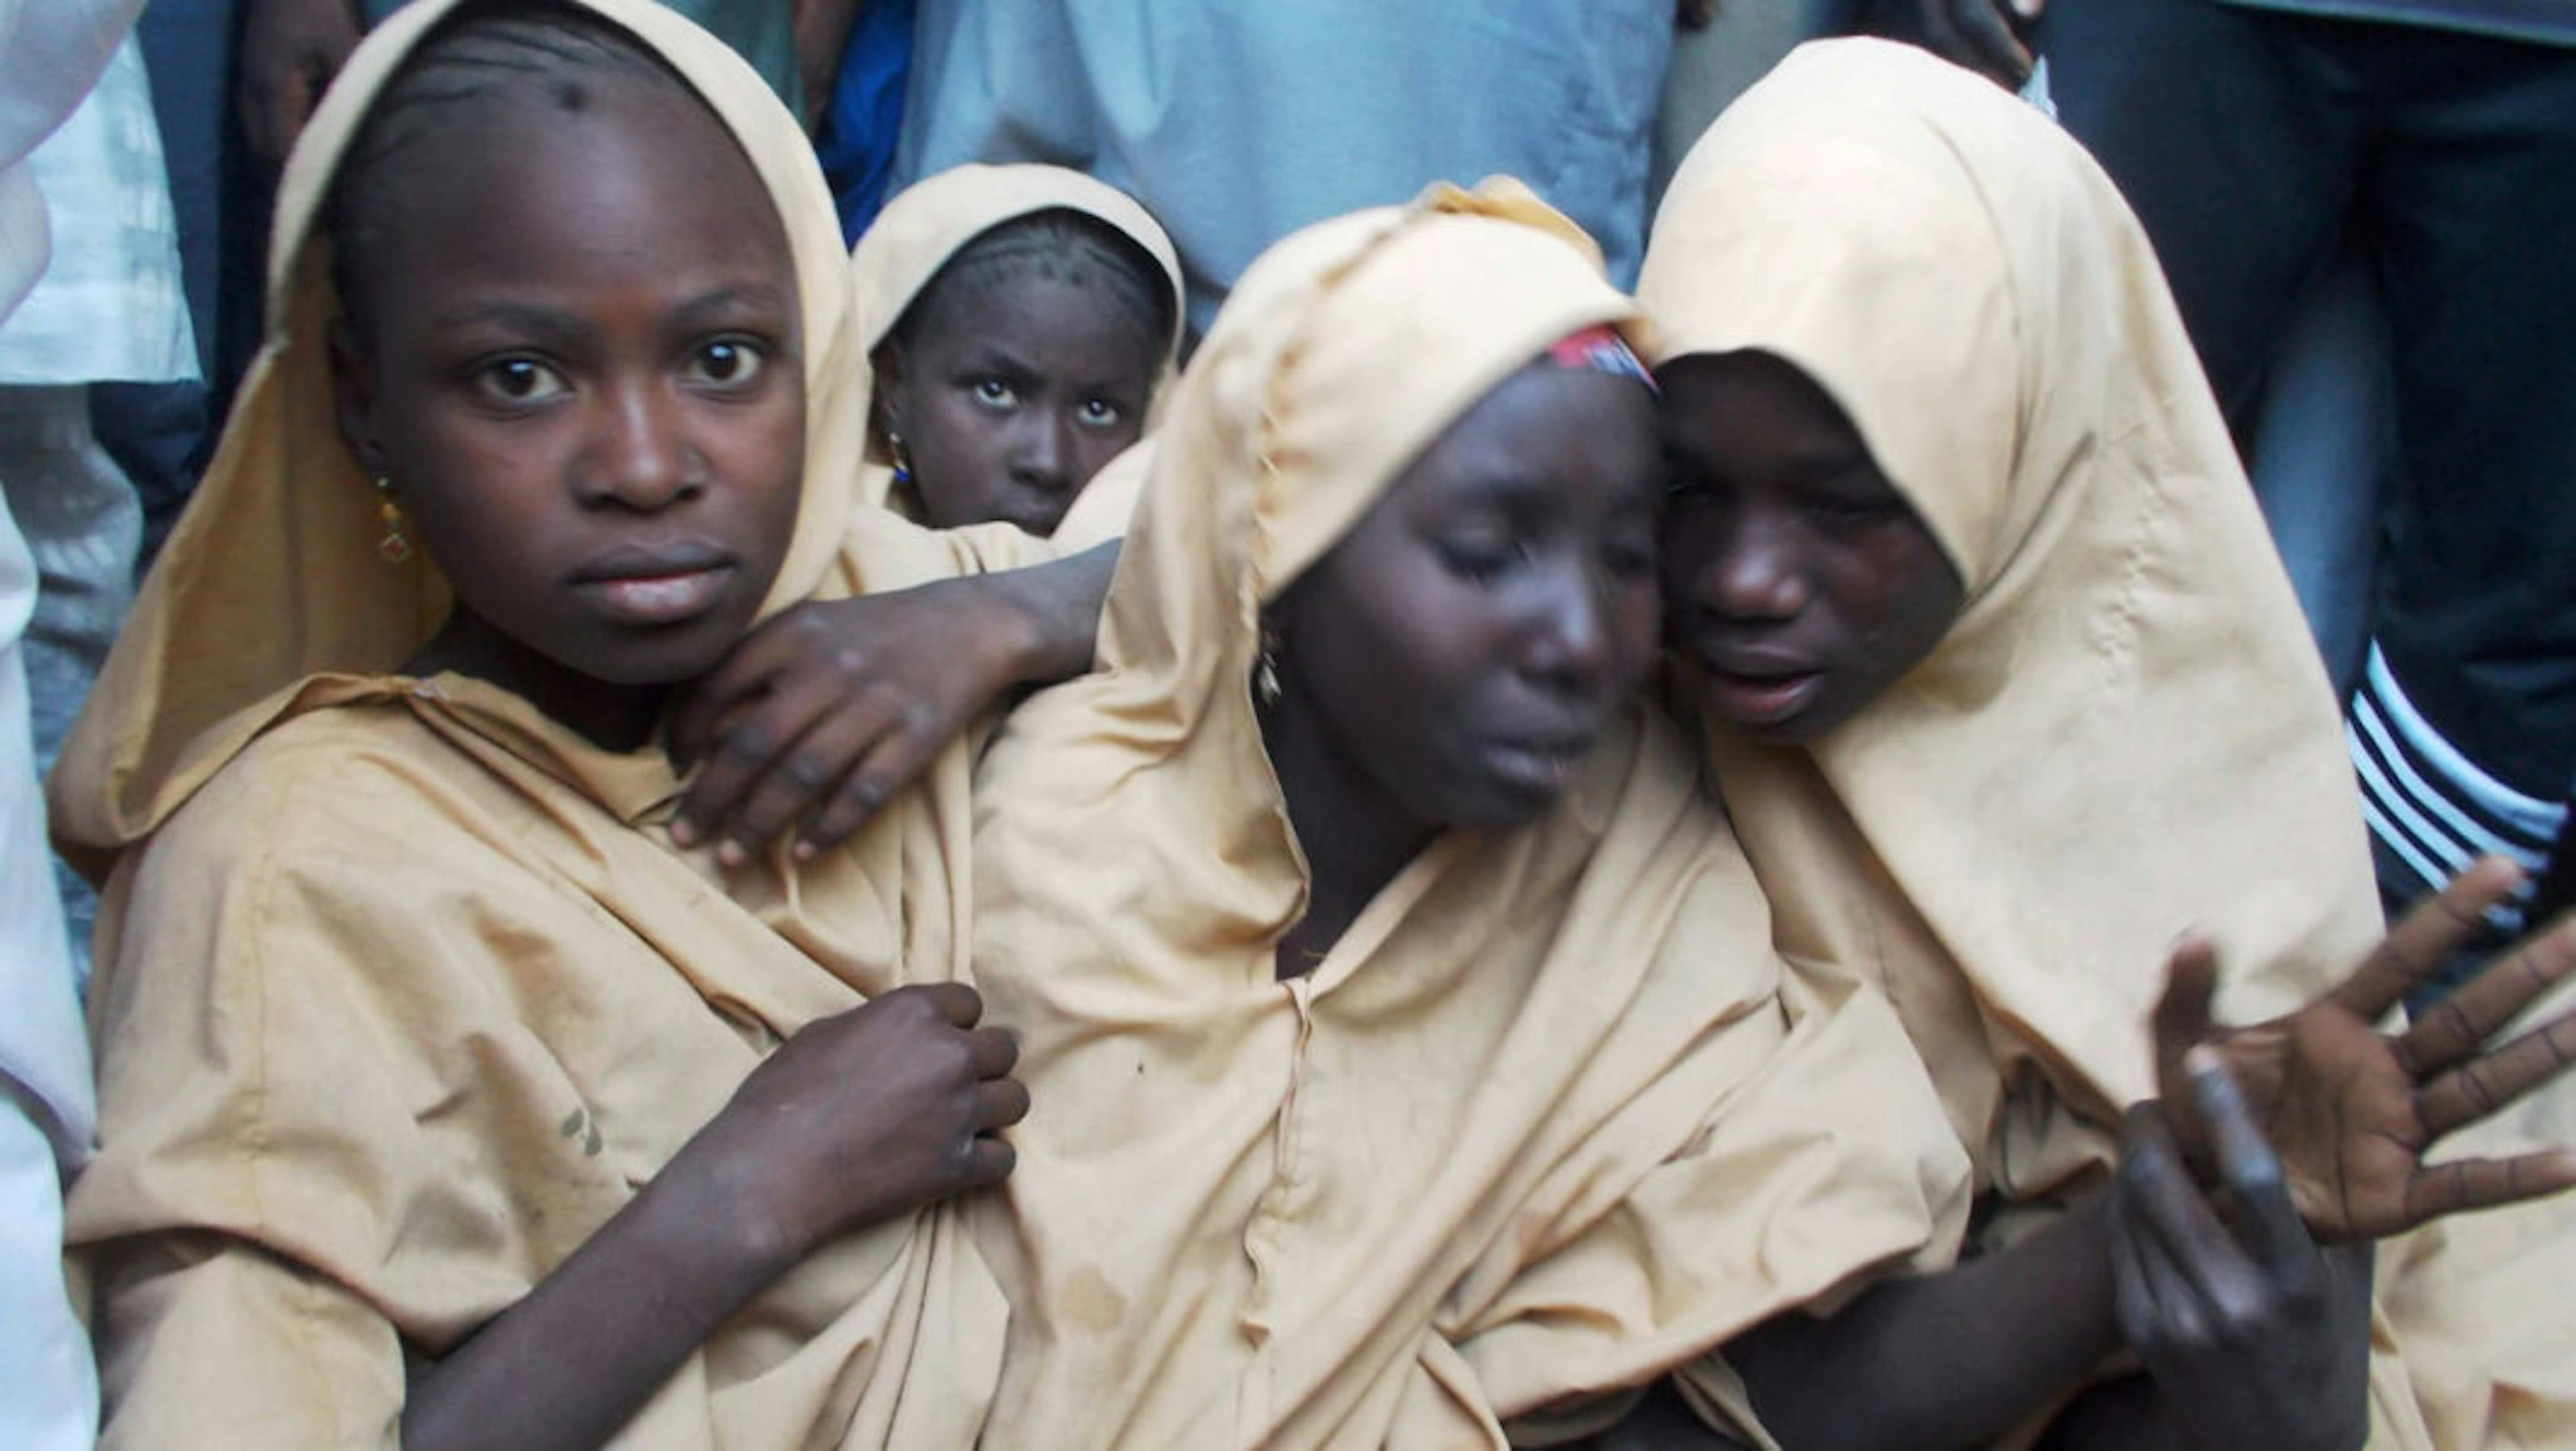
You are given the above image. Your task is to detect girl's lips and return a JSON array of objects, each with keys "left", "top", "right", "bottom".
[
  {"left": 573, "top": 565, "right": 737, "bottom": 627},
  {"left": 1702, "top": 665, "right": 1826, "bottom": 727}
]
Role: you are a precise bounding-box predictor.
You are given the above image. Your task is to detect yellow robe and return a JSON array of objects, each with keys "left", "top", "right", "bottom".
[
  {"left": 50, "top": 2, "right": 1051, "bottom": 1444},
  {"left": 965, "top": 180, "right": 1974, "bottom": 1449},
  {"left": 846, "top": 161, "right": 1184, "bottom": 543},
  {"left": 1638, "top": 38, "right": 2563, "bottom": 1448}
]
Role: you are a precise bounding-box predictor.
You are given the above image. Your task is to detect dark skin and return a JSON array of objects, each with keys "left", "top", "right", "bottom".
[
  {"left": 1653, "top": 349, "right": 2576, "bottom": 1448},
  {"left": 666, "top": 544, "right": 1117, "bottom": 865},
  {"left": 1262, "top": 366, "right": 1664, "bottom": 975},
  {"left": 667, "top": 265, "right": 1155, "bottom": 863},
  {"left": 335, "top": 68, "right": 809, "bottom": 749},
  {"left": 328, "top": 70, "right": 1028, "bottom": 1451},
  {"left": 239, "top": 0, "right": 364, "bottom": 167},
  {"left": 876, "top": 268, "right": 1163, "bottom": 536},
  {"left": 1860, "top": 0, "right": 2044, "bottom": 90},
  {"left": 1594, "top": 878, "right": 2576, "bottom": 1451},
  {"left": 1658, "top": 352, "right": 1965, "bottom": 745}
]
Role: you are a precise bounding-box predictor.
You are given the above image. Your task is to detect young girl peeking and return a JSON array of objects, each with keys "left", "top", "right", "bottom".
[
  {"left": 848, "top": 163, "right": 1184, "bottom": 536},
  {"left": 636, "top": 164, "right": 1176, "bottom": 866},
  {"left": 1631, "top": 40, "right": 2576, "bottom": 1450},
  {"left": 49, "top": 2, "right": 1113, "bottom": 1447},
  {"left": 958, "top": 180, "right": 1974, "bottom": 1449}
]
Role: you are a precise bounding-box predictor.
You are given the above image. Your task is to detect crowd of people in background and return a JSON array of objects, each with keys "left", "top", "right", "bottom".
[{"left": 2, "top": 0, "right": 2571, "bottom": 1447}]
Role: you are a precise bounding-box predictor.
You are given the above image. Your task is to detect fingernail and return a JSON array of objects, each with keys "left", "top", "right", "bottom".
[
  {"left": 717, "top": 840, "right": 746, "bottom": 869},
  {"left": 2183, "top": 1044, "right": 2226, "bottom": 1079},
  {"left": 669, "top": 820, "right": 699, "bottom": 847},
  {"left": 793, "top": 839, "right": 818, "bottom": 863}
]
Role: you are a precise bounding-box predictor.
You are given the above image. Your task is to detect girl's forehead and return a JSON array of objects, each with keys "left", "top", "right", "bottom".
[{"left": 350, "top": 70, "right": 780, "bottom": 267}]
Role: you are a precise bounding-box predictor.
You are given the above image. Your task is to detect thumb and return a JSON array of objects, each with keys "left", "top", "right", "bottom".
[
  {"left": 2152, "top": 937, "right": 2223, "bottom": 1170},
  {"left": 2152, "top": 937, "right": 2220, "bottom": 1084}
]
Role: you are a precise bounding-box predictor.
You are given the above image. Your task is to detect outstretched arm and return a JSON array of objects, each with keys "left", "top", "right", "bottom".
[
  {"left": 1729, "top": 863, "right": 2576, "bottom": 1451},
  {"left": 667, "top": 540, "right": 1118, "bottom": 863}
]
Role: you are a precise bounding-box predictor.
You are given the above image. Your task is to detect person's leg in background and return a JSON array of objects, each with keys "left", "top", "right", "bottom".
[
  {"left": 0, "top": 33, "right": 194, "bottom": 986},
  {"left": 108, "top": 0, "right": 239, "bottom": 569},
  {"left": 0, "top": 487, "right": 100, "bottom": 1451},
  {"left": 2046, "top": 1, "right": 2365, "bottom": 431},
  {"left": 2343, "top": 24, "right": 2576, "bottom": 970},
  {"left": 0, "top": 386, "right": 142, "bottom": 984},
  {"left": 2243, "top": 247, "right": 2390, "bottom": 701}
]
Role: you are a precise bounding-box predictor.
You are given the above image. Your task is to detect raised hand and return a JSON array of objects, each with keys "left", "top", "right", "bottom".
[
  {"left": 674, "top": 983, "right": 1027, "bottom": 1268},
  {"left": 2153, "top": 857, "right": 2576, "bottom": 1243},
  {"left": 2109, "top": 1055, "right": 2371, "bottom": 1451}
]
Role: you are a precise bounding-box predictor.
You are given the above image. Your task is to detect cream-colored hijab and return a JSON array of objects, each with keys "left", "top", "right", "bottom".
[
  {"left": 62, "top": 5, "right": 1017, "bottom": 1445},
  {"left": 44, "top": 0, "right": 1068, "bottom": 876},
  {"left": 964, "top": 181, "right": 1969, "bottom": 1448},
  {"left": 1638, "top": 40, "right": 2380, "bottom": 1165},
  {"left": 847, "top": 162, "right": 1185, "bottom": 517}
]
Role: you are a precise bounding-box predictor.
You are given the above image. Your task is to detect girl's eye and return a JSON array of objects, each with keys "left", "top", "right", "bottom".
[
  {"left": 971, "top": 378, "right": 1018, "bottom": 408},
  {"left": 688, "top": 339, "right": 766, "bottom": 388},
  {"left": 1436, "top": 536, "right": 1521, "bottom": 584},
  {"left": 1075, "top": 398, "right": 1125, "bottom": 429},
  {"left": 1808, "top": 494, "right": 1904, "bottom": 530},
  {"left": 474, "top": 357, "right": 569, "bottom": 407},
  {"left": 1664, "top": 471, "right": 1729, "bottom": 507}
]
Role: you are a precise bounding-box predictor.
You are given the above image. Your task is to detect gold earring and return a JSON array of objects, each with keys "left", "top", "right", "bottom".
[
  {"left": 375, "top": 477, "right": 412, "bottom": 564},
  {"left": 1255, "top": 623, "right": 1284, "bottom": 707}
]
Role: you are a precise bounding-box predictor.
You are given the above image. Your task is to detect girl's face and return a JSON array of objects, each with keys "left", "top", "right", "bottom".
[
  {"left": 876, "top": 270, "right": 1160, "bottom": 536},
  {"left": 332, "top": 72, "right": 805, "bottom": 692},
  {"left": 1269, "top": 366, "right": 1664, "bottom": 834},
  {"left": 1658, "top": 352, "right": 1963, "bottom": 743}
]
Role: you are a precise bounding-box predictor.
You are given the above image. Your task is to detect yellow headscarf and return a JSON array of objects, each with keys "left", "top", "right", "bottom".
[
  {"left": 1639, "top": 39, "right": 2381, "bottom": 1179},
  {"left": 963, "top": 180, "right": 1970, "bottom": 1449},
  {"left": 62, "top": 4, "right": 1017, "bottom": 1445},
  {"left": 46, "top": 0, "right": 1060, "bottom": 878},
  {"left": 1639, "top": 41, "right": 2495, "bottom": 1450},
  {"left": 846, "top": 162, "right": 1185, "bottom": 523}
]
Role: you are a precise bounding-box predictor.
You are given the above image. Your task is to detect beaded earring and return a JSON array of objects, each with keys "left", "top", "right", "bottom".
[{"left": 375, "top": 477, "right": 412, "bottom": 564}]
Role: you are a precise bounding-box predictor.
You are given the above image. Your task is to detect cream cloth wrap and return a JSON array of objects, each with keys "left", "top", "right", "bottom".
[
  {"left": 846, "top": 162, "right": 1183, "bottom": 543},
  {"left": 964, "top": 178, "right": 1973, "bottom": 1450},
  {"left": 1641, "top": 38, "right": 2574, "bottom": 1449},
  {"left": 51, "top": 1, "right": 1068, "bottom": 1445}
]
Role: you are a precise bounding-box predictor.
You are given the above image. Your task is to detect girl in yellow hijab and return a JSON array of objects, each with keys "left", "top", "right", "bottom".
[
  {"left": 1638, "top": 38, "right": 2576, "bottom": 1451},
  {"left": 848, "top": 163, "right": 1183, "bottom": 536},
  {"left": 47, "top": 2, "right": 1120, "bottom": 1445},
  {"left": 961, "top": 179, "right": 1974, "bottom": 1449}
]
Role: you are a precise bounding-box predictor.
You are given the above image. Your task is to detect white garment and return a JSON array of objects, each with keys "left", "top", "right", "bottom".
[
  {"left": 0, "top": 33, "right": 193, "bottom": 385},
  {"left": 0, "top": 2, "right": 133, "bottom": 1447},
  {"left": 0, "top": 477, "right": 98, "bottom": 1451}
]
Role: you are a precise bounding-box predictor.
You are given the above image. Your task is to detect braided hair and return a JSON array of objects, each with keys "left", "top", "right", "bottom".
[
  {"left": 322, "top": 0, "right": 702, "bottom": 337},
  {"left": 889, "top": 208, "right": 1176, "bottom": 361}
]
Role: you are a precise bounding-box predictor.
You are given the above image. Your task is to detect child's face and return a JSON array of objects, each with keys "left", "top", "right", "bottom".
[
  {"left": 877, "top": 272, "right": 1159, "bottom": 536},
  {"left": 1658, "top": 352, "right": 1963, "bottom": 743},
  {"left": 1269, "top": 367, "right": 1664, "bottom": 834},
  {"left": 333, "top": 76, "right": 804, "bottom": 690}
]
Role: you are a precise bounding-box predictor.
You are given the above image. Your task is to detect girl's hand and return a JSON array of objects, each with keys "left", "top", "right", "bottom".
[
  {"left": 666, "top": 577, "right": 1037, "bottom": 865},
  {"left": 2153, "top": 857, "right": 2576, "bottom": 1243},
  {"left": 2109, "top": 1057, "right": 2370, "bottom": 1451},
  {"left": 676, "top": 983, "right": 1027, "bottom": 1271}
]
